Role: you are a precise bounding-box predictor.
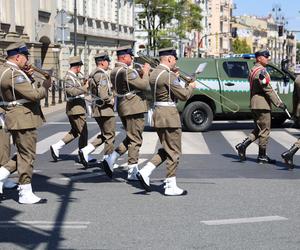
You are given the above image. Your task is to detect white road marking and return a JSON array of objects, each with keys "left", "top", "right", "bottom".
[
  {"left": 201, "top": 216, "right": 288, "bottom": 225},
  {"left": 271, "top": 131, "right": 300, "bottom": 155},
  {"left": 46, "top": 121, "right": 122, "bottom": 125},
  {"left": 36, "top": 132, "right": 67, "bottom": 154},
  {"left": 182, "top": 133, "right": 210, "bottom": 154},
  {"left": 221, "top": 131, "right": 257, "bottom": 154},
  {"left": 60, "top": 172, "right": 104, "bottom": 181}
]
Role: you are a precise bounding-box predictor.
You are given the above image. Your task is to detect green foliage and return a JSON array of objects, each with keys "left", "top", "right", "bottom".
[
  {"left": 135, "top": 0, "right": 202, "bottom": 54},
  {"left": 232, "top": 38, "right": 252, "bottom": 54},
  {"left": 174, "top": 0, "right": 202, "bottom": 39}
]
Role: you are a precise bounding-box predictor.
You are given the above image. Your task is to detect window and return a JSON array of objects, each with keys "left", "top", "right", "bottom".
[
  {"left": 223, "top": 61, "right": 249, "bottom": 78},
  {"left": 266, "top": 65, "right": 284, "bottom": 81}
]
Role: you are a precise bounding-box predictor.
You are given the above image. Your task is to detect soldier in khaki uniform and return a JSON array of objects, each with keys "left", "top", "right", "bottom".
[
  {"left": 0, "top": 42, "right": 51, "bottom": 204},
  {"left": 235, "top": 50, "right": 286, "bottom": 164},
  {"left": 79, "top": 52, "right": 116, "bottom": 167},
  {"left": 101, "top": 45, "right": 150, "bottom": 180},
  {"left": 137, "top": 48, "right": 196, "bottom": 196},
  {"left": 50, "top": 56, "right": 93, "bottom": 163}
]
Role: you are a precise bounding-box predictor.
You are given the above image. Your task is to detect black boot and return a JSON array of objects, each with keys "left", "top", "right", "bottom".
[
  {"left": 281, "top": 145, "right": 299, "bottom": 169},
  {"left": 257, "top": 148, "right": 276, "bottom": 164},
  {"left": 235, "top": 138, "right": 252, "bottom": 161}
]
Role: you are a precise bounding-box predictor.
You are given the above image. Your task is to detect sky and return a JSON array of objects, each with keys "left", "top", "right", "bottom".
[{"left": 233, "top": 0, "right": 300, "bottom": 40}]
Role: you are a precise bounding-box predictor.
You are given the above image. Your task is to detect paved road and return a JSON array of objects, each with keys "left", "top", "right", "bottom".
[{"left": 1, "top": 112, "right": 300, "bottom": 249}]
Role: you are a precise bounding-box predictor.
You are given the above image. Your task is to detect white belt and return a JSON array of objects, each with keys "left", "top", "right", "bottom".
[
  {"left": 154, "top": 101, "right": 176, "bottom": 107},
  {"left": 116, "top": 91, "right": 136, "bottom": 98},
  {"left": 0, "top": 99, "right": 30, "bottom": 107},
  {"left": 66, "top": 94, "right": 85, "bottom": 101}
]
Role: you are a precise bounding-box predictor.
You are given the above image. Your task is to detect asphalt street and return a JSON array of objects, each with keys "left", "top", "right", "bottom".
[{"left": 1, "top": 111, "right": 300, "bottom": 249}]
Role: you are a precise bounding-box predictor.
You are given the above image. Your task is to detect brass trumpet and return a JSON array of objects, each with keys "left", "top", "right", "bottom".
[
  {"left": 136, "top": 52, "right": 240, "bottom": 113},
  {"left": 0, "top": 57, "right": 52, "bottom": 80}
]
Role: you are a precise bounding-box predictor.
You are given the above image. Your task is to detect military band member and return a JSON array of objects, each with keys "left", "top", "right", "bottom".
[
  {"left": 101, "top": 45, "right": 150, "bottom": 180},
  {"left": 137, "top": 47, "right": 196, "bottom": 196},
  {"left": 0, "top": 42, "right": 51, "bottom": 204},
  {"left": 235, "top": 49, "right": 286, "bottom": 164},
  {"left": 79, "top": 52, "right": 116, "bottom": 167},
  {"left": 50, "top": 56, "right": 94, "bottom": 163}
]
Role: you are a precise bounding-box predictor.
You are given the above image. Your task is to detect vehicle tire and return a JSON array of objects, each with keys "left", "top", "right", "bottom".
[
  {"left": 182, "top": 101, "right": 213, "bottom": 132},
  {"left": 271, "top": 115, "right": 287, "bottom": 128}
]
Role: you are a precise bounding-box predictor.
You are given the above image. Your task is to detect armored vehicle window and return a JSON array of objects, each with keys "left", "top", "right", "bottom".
[
  {"left": 223, "top": 61, "right": 249, "bottom": 78},
  {"left": 266, "top": 65, "right": 284, "bottom": 81}
]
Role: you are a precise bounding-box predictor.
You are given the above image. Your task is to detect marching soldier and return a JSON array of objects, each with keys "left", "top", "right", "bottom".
[
  {"left": 235, "top": 49, "right": 286, "bottom": 164},
  {"left": 137, "top": 47, "right": 196, "bottom": 196},
  {"left": 101, "top": 45, "right": 150, "bottom": 180},
  {"left": 0, "top": 41, "right": 51, "bottom": 204},
  {"left": 79, "top": 52, "right": 116, "bottom": 167},
  {"left": 50, "top": 56, "right": 95, "bottom": 164}
]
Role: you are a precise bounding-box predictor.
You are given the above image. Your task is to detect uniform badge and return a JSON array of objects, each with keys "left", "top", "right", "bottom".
[
  {"left": 15, "top": 75, "right": 26, "bottom": 84},
  {"left": 172, "top": 78, "right": 182, "bottom": 87},
  {"left": 100, "top": 79, "right": 108, "bottom": 86},
  {"left": 129, "top": 71, "right": 138, "bottom": 79}
]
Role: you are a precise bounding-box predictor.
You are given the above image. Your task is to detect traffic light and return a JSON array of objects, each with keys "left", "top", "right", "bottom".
[
  {"left": 278, "top": 25, "right": 284, "bottom": 37},
  {"left": 231, "top": 27, "right": 237, "bottom": 38}
]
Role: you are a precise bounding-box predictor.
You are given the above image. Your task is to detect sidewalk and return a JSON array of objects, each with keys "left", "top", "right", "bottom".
[{"left": 41, "top": 91, "right": 66, "bottom": 116}]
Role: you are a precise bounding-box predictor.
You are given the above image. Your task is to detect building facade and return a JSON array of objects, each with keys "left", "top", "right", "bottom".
[
  {"left": 233, "top": 14, "right": 297, "bottom": 67},
  {"left": 0, "top": 0, "right": 135, "bottom": 78}
]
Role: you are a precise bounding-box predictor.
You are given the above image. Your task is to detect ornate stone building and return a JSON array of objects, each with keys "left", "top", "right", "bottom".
[{"left": 0, "top": 0, "right": 135, "bottom": 77}]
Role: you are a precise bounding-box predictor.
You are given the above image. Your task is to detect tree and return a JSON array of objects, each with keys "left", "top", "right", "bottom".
[
  {"left": 135, "top": 0, "right": 177, "bottom": 55},
  {"left": 174, "top": 0, "right": 202, "bottom": 40},
  {"left": 135, "top": 0, "right": 202, "bottom": 56},
  {"left": 232, "top": 38, "right": 252, "bottom": 54}
]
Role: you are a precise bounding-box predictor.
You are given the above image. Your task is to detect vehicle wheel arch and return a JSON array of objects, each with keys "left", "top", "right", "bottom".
[{"left": 184, "top": 95, "right": 216, "bottom": 114}]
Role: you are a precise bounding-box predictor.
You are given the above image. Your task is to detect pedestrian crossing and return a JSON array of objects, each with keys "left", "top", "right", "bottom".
[{"left": 30, "top": 128, "right": 300, "bottom": 156}]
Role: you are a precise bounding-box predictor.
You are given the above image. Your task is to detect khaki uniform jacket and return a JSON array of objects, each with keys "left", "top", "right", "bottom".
[
  {"left": 250, "top": 63, "right": 281, "bottom": 110},
  {"left": 89, "top": 67, "right": 114, "bottom": 117},
  {"left": 150, "top": 64, "right": 194, "bottom": 128},
  {"left": 0, "top": 61, "right": 46, "bottom": 130},
  {"left": 65, "top": 70, "right": 88, "bottom": 116},
  {"left": 110, "top": 62, "right": 149, "bottom": 116}
]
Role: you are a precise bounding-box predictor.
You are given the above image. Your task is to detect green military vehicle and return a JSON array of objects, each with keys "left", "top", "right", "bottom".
[{"left": 176, "top": 56, "right": 295, "bottom": 132}]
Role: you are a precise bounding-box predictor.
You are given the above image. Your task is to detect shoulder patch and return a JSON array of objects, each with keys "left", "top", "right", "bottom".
[
  {"left": 15, "top": 75, "right": 27, "bottom": 84},
  {"left": 172, "top": 78, "right": 182, "bottom": 86},
  {"left": 129, "top": 71, "right": 138, "bottom": 80},
  {"left": 100, "top": 79, "right": 108, "bottom": 86}
]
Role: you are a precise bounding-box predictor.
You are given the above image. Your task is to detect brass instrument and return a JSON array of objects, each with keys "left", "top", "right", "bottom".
[
  {"left": 137, "top": 52, "right": 240, "bottom": 113},
  {"left": 0, "top": 57, "right": 52, "bottom": 81},
  {"left": 0, "top": 57, "right": 104, "bottom": 108}
]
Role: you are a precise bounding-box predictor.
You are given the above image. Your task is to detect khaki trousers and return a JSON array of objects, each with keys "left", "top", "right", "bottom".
[
  {"left": 248, "top": 110, "right": 271, "bottom": 149},
  {"left": 116, "top": 113, "right": 145, "bottom": 164},
  {"left": 0, "top": 128, "right": 10, "bottom": 166},
  {"left": 62, "top": 114, "right": 88, "bottom": 150},
  {"left": 2, "top": 129, "right": 37, "bottom": 184},
  {"left": 150, "top": 128, "right": 182, "bottom": 178},
  {"left": 92, "top": 116, "right": 115, "bottom": 155},
  {"left": 0, "top": 128, "right": 17, "bottom": 173}
]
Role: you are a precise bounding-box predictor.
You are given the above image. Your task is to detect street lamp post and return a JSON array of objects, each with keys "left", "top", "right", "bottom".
[{"left": 272, "top": 4, "right": 287, "bottom": 65}]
